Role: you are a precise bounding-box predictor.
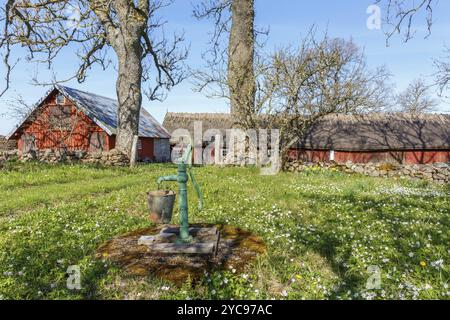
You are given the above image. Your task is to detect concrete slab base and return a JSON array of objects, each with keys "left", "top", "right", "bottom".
[
  {"left": 139, "top": 226, "right": 220, "bottom": 256},
  {"left": 148, "top": 242, "right": 216, "bottom": 255}
]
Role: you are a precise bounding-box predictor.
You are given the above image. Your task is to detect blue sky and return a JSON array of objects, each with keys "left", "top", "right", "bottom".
[{"left": 0, "top": 0, "right": 449, "bottom": 135}]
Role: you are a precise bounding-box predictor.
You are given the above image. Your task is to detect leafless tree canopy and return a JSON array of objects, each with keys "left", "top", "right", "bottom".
[
  {"left": 192, "top": 0, "right": 232, "bottom": 98},
  {"left": 0, "top": 1, "right": 187, "bottom": 99},
  {"left": 0, "top": 0, "right": 188, "bottom": 157},
  {"left": 375, "top": 1, "right": 449, "bottom": 100},
  {"left": 193, "top": 0, "right": 232, "bottom": 63},
  {"left": 395, "top": 78, "right": 438, "bottom": 113},
  {"left": 376, "top": 0, "right": 435, "bottom": 43},
  {"left": 252, "top": 30, "right": 392, "bottom": 161},
  {"left": 434, "top": 46, "right": 450, "bottom": 99}
]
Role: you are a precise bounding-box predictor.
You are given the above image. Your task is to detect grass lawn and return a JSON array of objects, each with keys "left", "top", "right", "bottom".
[{"left": 0, "top": 161, "right": 448, "bottom": 300}]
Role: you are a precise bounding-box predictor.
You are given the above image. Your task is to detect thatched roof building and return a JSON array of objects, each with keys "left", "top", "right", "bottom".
[
  {"left": 163, "top": 113, "right": 234, "bottom": 140},
  {"left": 162, "top": 112, "right": 450, "bottom": 164}
]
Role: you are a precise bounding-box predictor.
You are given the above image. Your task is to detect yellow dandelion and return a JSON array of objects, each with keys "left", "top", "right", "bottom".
[
  {"left": 295, "top": 275, "right": 302, "bottom": 280},
  {"left": 420, "top": 261, "right": 427, "bottom": 267}
]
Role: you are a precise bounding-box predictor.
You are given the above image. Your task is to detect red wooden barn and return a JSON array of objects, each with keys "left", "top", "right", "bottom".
[
  {"left": 7, "top": 85, "right": 171, "bottom": 162},
  {"left": 162, "top": 112, "right": 450, "bottom": 165}
]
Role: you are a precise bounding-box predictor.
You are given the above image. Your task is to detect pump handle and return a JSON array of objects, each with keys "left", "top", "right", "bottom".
[{"left": 183, "top": 144, "right": 203, "bottom": 211}]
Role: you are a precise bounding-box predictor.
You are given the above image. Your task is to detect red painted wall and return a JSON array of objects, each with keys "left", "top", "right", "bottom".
[
  {"left": 290, "top": 149, "right": 450, "bottom": 164},
  {"left": 138, "top": 138, "right": 154, "bottom": 160},
  {"left": 290, "top": 150, "right": 330, "bottom": 162},
  {"left": 334, "top": 151, "right": 405, "bottom": 164},
  {"left": 107, "top": 135, "right": 154, "bottom": 160},
  {"left": 14, "top": 91, "right": 108, "bottom": 152},
  {"left": 404, "top": 151, "right": 450, "bottom": 164}
]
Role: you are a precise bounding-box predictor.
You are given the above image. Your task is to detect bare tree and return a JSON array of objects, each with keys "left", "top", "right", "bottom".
[
  {"left": 193, "top": 0, "right": 260, "bottom": 124},
  {"left": 375, "top": 0, "right": 435, "bottom": 43},
  {"left": 0, "top": 0, "right": 188, "bottom": 158},
  {"left": 375, "top": 0, "right": 449, "bottom": 99},
  {"left": 252, "top": 31, "right": 392, "bottom": 164},
  {"left": 434, "top": 46, "right": 450, "bottom": 99},
  {"left": 396, "top": 78, "right": 438, "bottom": 113}
]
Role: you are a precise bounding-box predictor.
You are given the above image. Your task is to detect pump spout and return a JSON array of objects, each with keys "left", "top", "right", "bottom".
[{"left": 157, "top": 175, "right": 178, "bottom": 189}]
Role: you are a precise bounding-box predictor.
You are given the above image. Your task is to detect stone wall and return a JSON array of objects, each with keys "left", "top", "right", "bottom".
[
  {"left": 0, "top": 137, "right": 17, "bottom": 151},
  {"left": 284, "top": 160, "right": 450, "bottom": 184},
  {"left": 0, "top": 150, "right": 18, "bottom": 168},
  {"left": 0, "top": 149, "right": 129, "bottom": 167}
]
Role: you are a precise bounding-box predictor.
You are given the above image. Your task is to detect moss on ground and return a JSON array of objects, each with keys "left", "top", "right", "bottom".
[{"left": 96, "top": 224, "right": 266, "bottom": 285}]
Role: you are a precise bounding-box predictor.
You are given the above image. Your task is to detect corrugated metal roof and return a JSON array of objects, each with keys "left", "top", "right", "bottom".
[
  {"left": 58, "top": 86, "right": 170, "bottom": 138},
  {"left": 7, "top": 85, "right": 170, "bottom": 139}
]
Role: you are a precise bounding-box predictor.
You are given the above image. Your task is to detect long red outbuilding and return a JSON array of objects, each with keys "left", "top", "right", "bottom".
[{"left": 162, "top": 112, "right": 450, "bottom": 165}]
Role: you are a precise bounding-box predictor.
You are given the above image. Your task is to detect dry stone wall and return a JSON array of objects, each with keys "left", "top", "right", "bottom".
[
  {"left": 0, "top": 149, "right": 129, "bottom": 167},
  {"left": 2, "top": 148, "right": 449, "bottom": 184},
  {"left": 0, "top": 137, "right": 16, "bottom": 151},
  {"left": 284, "top": 161, "right": 450, "bottom": 184}
]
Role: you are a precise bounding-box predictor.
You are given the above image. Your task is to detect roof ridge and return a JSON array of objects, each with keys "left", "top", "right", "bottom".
[
  {"left": 57, "top": 85, "right": 117, "bottom": 103},
  {"left": 321, "top": 112, "right": 450, "bottom": 123}
]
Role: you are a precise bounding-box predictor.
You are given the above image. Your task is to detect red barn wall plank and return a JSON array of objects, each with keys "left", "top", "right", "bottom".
[
  {"left": 138, "top": 138, "right": 154, "bottom": 160},
  {"left": 405, "top": 151, "right": 450, "bottom": 164},
  {"left": 290, "top": 149, "right": 450, "bottom": 164}
]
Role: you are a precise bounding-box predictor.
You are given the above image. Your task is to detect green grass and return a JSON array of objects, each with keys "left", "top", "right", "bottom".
[{"left": 0, "top": 161, "right": 448, "bottom": 300}]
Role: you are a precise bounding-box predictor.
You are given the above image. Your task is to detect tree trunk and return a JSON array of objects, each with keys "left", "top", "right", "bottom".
[
  {"left": 114, "top": 39, "right": 143, "bottom": 157},
  {"left": 228, "top": 0, "right": 255, "bottom": 116},
  {"left": 129, "top": 135, "right": 139, "bottom": 168}
]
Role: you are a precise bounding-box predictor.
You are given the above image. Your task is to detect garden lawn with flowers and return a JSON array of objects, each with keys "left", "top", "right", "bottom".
[{"left": 0, "top": 162, "right": 448, "bottom": 300}]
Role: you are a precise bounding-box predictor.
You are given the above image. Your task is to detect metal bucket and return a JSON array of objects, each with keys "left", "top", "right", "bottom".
[{"left": 147, "top": 190, "right": 176, "bottom": 224}]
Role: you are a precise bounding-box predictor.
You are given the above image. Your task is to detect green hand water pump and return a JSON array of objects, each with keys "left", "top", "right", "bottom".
[{"left": 157, "top": 144, "right": 203, "bottom": 243}]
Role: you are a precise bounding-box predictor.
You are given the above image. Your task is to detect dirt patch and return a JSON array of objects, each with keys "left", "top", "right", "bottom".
[{"left": 96, "top": 224, "right": 266, "bottom": 286}]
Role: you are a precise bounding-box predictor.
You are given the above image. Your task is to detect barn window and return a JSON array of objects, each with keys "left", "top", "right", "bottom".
[
  {"left": 138, "top": 140, "right": 142, "bottom": 150},
  {"left": 56, "top": 93, "right": 65, "bottom": 105}
]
